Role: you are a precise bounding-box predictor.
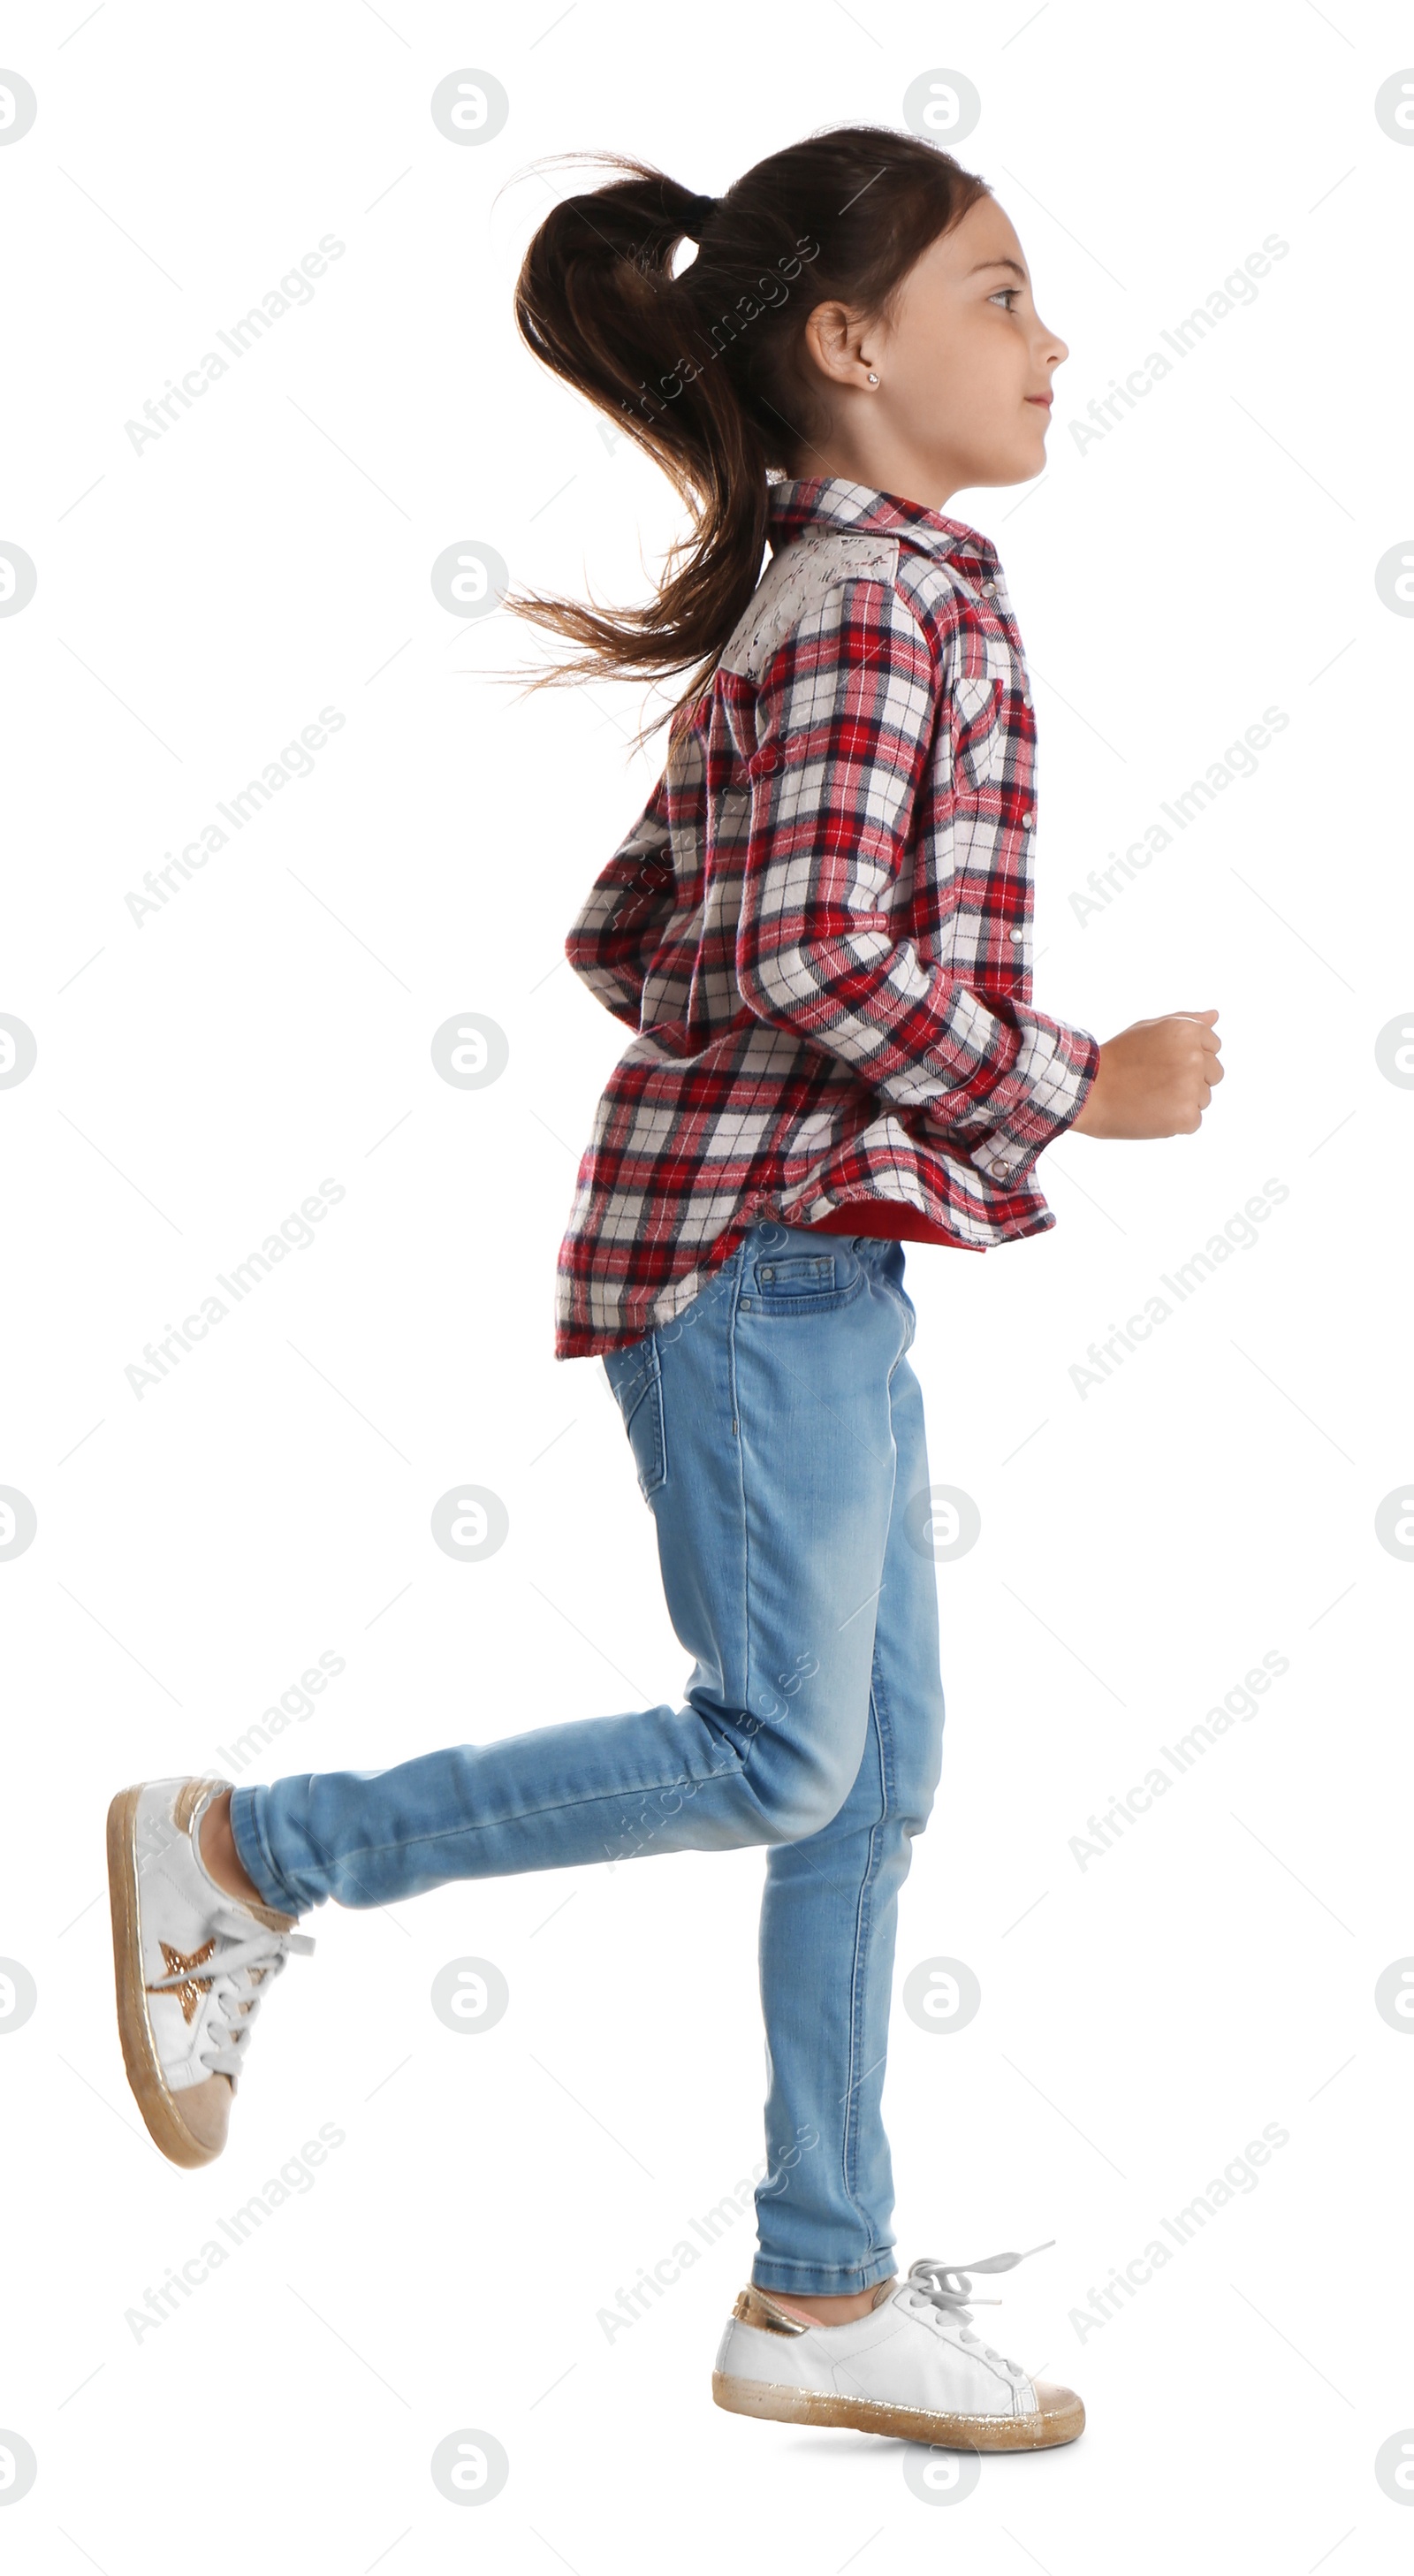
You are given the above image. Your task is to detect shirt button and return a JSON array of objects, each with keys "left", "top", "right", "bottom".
[
  {"left": 1022, "top": 811, "right": 1034, "bottom": 827},
  {"left": 1022, "top": 693, "right": 1032, "bottom": 709},
  {"left": 981, "top": 579, "right": 997, "bottom": 596},
  {"left": 989, "top": 1157, "right": 1010, "bottom": 1178},
  {"left": 1009, "top": 927, "right": 1024, "bottom": 942}
]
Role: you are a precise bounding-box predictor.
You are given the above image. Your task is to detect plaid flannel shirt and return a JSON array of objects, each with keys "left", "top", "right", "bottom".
[{"left": 555, "top": 476, "right": 1099, "bottom": 1359}]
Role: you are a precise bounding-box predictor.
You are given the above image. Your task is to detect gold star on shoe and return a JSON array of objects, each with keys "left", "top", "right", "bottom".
[{"left": 148, "top": 1938, "right": 217, "bottom": 2025}]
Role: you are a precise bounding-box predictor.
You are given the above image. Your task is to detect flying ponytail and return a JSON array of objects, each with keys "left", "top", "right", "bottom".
[{"left": 500, "top": 126, "right": 990, "bottom": 739}]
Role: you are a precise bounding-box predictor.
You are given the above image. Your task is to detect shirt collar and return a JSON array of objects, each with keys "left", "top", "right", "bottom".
[{"left": 766, "top": 475, "right": 999, "bottom": 577}]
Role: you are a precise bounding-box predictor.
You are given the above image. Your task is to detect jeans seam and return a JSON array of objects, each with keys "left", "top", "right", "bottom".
[
  {"left": 726, "top": 1255, "right": 752, "bottom": 1730},
  {"left": 645, "top": 1334, "right": 667, "bottom": 1495},
  {"left": 839, "top": 1681, "right": 893, "bottom": 2257},
  {"left": 879, "top": 1264, "right": 915, "bottom": 1377},
  {"left": 837, "top": 1384, "right": 903, "bottom": 2258},
  {"left": 252, "top": 1750, "right": 755, "bottom": 1891}
]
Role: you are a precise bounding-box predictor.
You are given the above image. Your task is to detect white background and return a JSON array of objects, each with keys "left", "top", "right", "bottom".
[{"left": 3, "top": 2, "right": 1411, "bottom": 2567}]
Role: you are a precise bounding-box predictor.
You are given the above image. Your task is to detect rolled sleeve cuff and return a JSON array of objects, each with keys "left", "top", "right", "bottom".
[{"left": 966, "top": 1014, "right": 1100, "bottom": 1185}]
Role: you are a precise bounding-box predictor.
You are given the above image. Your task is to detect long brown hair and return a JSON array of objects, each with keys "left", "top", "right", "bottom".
[{"left": 500, "top": 126, "right": 990, "bottom": 741}]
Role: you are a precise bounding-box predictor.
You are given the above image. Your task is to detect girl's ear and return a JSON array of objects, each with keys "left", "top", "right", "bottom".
[{"left": 798, "top": 299, "right": 865, "bottom": 389}]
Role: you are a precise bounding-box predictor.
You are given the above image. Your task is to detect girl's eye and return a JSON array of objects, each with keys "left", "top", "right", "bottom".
[{"left": 990, "top": 287, "right": 1022, "bottom": 311}]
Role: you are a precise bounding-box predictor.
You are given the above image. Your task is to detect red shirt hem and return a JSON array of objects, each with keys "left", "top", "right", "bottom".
[{"left": 799, "top": 1200, "right": 962, "bottom": 1247}]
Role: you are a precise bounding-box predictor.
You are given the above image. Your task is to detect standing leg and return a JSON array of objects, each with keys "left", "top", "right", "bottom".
[{"left": 751, "top": 1254, "right": 945, "bottom": 2298}]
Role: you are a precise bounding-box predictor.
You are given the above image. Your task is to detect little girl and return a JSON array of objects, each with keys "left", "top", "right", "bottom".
[{"left": 107, "top": 125, "right": 1220, "bottom": 2453}]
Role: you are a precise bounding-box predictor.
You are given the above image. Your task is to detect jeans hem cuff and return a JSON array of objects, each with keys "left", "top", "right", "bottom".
[
  {"left": 229, "top": 1786, "right": 307, "bottom": 1917},
  {"left": 750, "top": 2256, "right": 897, "bottom": 2297}
]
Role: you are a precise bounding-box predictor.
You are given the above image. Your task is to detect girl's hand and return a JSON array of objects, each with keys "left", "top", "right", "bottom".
[{"left": 1069, "top": 1010, "right": 1223, "bottom": 1139}]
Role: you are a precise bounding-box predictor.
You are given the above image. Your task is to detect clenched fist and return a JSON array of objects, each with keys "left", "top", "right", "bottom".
[{"left": 1070, "top": 1010, "right": 1223, "bottom": 1140}]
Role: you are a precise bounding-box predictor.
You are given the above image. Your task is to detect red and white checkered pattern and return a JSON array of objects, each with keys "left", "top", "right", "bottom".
[{"left": 556, "top": 476, "right": 1099, "bottom": 1358}]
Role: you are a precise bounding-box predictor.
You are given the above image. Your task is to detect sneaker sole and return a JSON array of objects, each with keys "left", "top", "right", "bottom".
[
  {"left": 711, "top": 2371, "right": 1084, "bottom": 2450},
  {"left": 107, "top": 1785, "right": 223, "bottom": 2169}
]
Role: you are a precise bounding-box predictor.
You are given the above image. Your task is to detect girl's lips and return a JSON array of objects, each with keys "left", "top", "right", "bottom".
[{"left": 1025, "top": 395, "right": 1053, "bottom": 407}]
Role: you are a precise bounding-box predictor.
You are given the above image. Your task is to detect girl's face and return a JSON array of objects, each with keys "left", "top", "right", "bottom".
[{"left": 791, "top": 194, "right": 1068, "bottom": 506}]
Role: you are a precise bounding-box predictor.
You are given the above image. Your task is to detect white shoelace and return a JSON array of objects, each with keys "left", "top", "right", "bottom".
[
  {"left": 898, "top": 2243, "right": 1055, "bottom": 2379},
  {"left": 148, "top": 1904, "right": 315, "bottom": 2081}
]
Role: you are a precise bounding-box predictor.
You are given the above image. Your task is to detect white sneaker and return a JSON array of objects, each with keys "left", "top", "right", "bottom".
[
  {"left": 713, "top": 2247, "right": 1083, "bottom": 2450},
  {"left": 107, "top": 1777, "right": 314, "bottom": 2168}
]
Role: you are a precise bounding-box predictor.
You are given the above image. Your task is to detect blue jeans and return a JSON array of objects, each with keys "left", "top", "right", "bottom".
[{"left": 231, "top": 1221, "right": 946, "bottom": 2294}]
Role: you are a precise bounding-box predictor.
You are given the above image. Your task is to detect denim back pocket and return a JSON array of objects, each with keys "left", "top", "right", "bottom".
[{"left": 602, "top": 1334, "right": 667, "bottom": 1502}]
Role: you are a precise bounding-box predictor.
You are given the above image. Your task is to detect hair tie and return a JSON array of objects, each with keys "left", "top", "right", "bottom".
[{"left": 680, "top": 192, "right": 720, "bottom": 241}]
